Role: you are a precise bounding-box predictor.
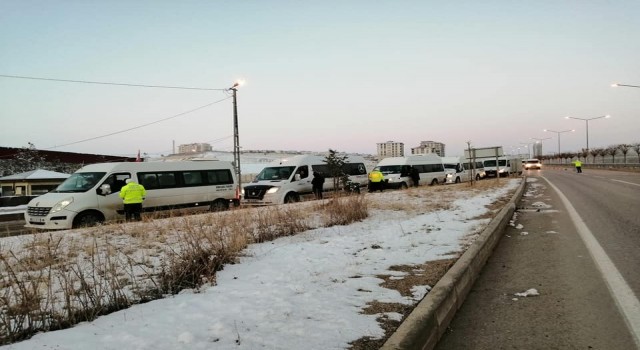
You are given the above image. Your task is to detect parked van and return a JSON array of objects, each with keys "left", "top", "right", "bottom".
[
  {"left": 482, "top": 157, "right": 522, "bottom": 177},
  {"left": 443, "top": 157, "right": 484, "bottom": 183},
  {"left": 375, "top": 154, "right": 447, "bottom": 188},
  {"left": 242, "top": 155, "right": 368, "bottom": 205},
  {"left": 24, "top": 161, "right": 237, "bottom": 230}
]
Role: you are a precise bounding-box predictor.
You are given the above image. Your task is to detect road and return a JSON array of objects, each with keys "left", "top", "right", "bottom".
[{"left": 435, "top": 168, "right": 640, "bottom": 349}]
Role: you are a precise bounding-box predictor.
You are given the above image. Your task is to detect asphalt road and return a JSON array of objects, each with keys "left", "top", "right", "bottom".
[{"left": 435, "top": 168, "right": 640, "bottom": 350}]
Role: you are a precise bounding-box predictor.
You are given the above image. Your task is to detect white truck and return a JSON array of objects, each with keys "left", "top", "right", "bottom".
[
  {"left": 241, "top": 154, "right": 368, "bottom": 205},
  {"left": 24, "top": 160, "right": 238, "bottom": 229},
  {"left": 443, "top": 156, "right": 484, "bottom": 183},
  {"left": 374, "top": 154, "right": 447, "bottom": 188}
]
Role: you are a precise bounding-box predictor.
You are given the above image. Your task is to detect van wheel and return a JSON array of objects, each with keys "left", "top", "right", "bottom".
[
  {"left": 400, "top": 182, "right": 408, "bottom": 190},
  {"left": 455, "top": 177, "right": 461, "bottom": 183},
  {"left": 430, "top": 179, "right": 438, "bottom": 186},
  {"left": 210, "top": 199, "right": 229, "bottom": 212},
  {"left": 73, "top": 212, "right": 103, "bottom": 228},
  {"left": 475, "top": 174, "right": 481, "bottom": 181},
  {"left": 284, "top": 193, "right": 299, "bottom": 203}
]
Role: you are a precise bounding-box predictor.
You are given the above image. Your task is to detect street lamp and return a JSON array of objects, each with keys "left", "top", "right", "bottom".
[
  {"left": 229, "top": 80, "right": 245, "bottom": 202},
  {"left": 543, "top": 129, "right": 575, "bottom": 155},
  {"left": 530, "top": 137, "right": 551, "bottom": 158},
  {"left": 611, "top": 83, "right": 640, "bottom": 89},
  {"left": 519, "top": 142, "right": 533, "bottom": 158},
  {"left": 564, "top": 115, "right": 610, "bottom": 153}
]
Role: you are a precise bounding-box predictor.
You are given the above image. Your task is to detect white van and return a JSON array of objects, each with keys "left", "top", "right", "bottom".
[
  {"left": 375, "top": 154, "right": 447, "bottom": 188},
  {"left": 482, "top": 156, "right": 521, "bottom": 177},
  {"left": 24, "top": 161, "right": 237, "bottom": 229},
  {"left": 242, "top": 154, "right": 368, "bottom": 205},
  {"left": 443, "top": 156, "right": 485, "bottom": 184}
]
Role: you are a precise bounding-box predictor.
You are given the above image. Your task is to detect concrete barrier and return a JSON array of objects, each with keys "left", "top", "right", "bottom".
[{"left": 381, "top": 178, "right": 527, "bottom": 350}]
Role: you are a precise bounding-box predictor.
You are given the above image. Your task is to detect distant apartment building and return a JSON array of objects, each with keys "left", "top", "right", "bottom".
[
  {"left": 533, "top": 143, "right": 542, "bottom": 158},
  {"left": 411, "top": 141, "right": 445, "bottom": 157},
  {"left": 178, "top": 143, "right": 212, "bottom": 154},
  {"left": 377, "top": 141, "right": 404, "bottom": 158}
]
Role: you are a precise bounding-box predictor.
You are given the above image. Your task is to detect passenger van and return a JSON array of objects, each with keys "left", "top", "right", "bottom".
[
  {"left": 375, "top": 154, "right": 447, "bottom": 188},
  {"left": 482, "top": 157, "right": 521, "bottom": 177},
  {"left": 242, "top": 154, "right": 368, "bottom": 205},
  {"left": 24, "top": 161, "right": 237, "bottom": 229},
  {"left": 443, "top": 157, "right": 484, "bottom": 184}
]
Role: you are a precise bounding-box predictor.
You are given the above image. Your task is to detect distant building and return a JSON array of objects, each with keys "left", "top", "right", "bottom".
[
  {"left": 411, "top": 141, "right": 445, "bottom": 157},
  {"left": 377, "top": 141, "right": 404, "bottom": 158},
  {"left": 178, "top": 143, "right": 212, "bottom": 154},
  {"left": 0, "top": 169, "right": 70, "bottom": 196},
  {"left": 533, "top": 143, "right": 543, "bottom": 158}
]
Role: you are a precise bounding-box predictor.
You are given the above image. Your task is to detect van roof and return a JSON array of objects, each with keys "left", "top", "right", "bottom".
[{"left": 77, "top": 160, "right": 234, "bottom": 172}]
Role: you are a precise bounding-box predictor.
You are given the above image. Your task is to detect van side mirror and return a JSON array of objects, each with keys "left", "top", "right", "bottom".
[
  {"left": 294, "top": 174, "right": 301, "bottom": 181},
  {"left": 99, "top": 184, "right": 112, "bottom": 196}
]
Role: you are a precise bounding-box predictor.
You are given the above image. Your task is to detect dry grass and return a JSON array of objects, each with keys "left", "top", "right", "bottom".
[{"left": 0, "top": 196, "right": 368, "bottom": 345}]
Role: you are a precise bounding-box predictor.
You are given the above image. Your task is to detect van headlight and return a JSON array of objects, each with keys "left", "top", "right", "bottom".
[
  {"left": 446, "top": 173, "right": 453, "bottom": 178},
  {"left": 51, "top": 197, "right": 74, "bottom": 214},
  {"left": 266, "top": 187, "right": 279, "bottom": 194}
]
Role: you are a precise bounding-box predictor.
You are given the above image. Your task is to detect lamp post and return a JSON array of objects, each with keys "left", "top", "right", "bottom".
[
  {"left": 519, "top": 142, "right": 533, "bottom": 159},
  {"left": 543, "top": 129, "right": 574, "bottom": 156},
  {"left": 611, "top": 83, "right": 640, "bottom": 89},
  {"left": 564, "top": 115, "right": 610, "bottom": 153},
  {"left": 530, "top": 137, "right": 551, "bottom": 158},
  {"left": 229, "top": 80, "right": 245, "bottom": 202}
]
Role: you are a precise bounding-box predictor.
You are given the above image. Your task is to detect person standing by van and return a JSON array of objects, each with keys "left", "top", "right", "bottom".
[
  {"left": 368, "top": 169, "right": 384, "bottom": 192},
  {"left": 409, "top": 166, "right": 420, "bottom": 187},
  {"left": 120, "top": 178, "right": 146, "bottom": 221},
  {"left": 312, "top": 171, "right": 325, "bottom": 199}
]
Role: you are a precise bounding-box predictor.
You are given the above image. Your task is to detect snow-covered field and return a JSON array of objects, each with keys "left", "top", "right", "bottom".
[{"left": 1, "top": 179, "right": 520, "bottom": 350}]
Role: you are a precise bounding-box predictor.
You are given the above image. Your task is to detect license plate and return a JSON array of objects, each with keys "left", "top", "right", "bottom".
[{"left": 30, "top": 217, "right": 46, "bottom": 223}]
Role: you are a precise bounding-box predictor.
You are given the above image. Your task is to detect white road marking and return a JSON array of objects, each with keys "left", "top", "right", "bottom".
[
  {"left": 543, "top": 176, "right": 640, "bottom": 348},
  {"left": 612, "top": 179, "right": 640, "bottom": 187}
]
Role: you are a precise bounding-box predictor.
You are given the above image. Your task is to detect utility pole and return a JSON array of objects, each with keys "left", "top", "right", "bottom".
[{"left": 230, "top": 81, "right": 242, "bottom": 204}]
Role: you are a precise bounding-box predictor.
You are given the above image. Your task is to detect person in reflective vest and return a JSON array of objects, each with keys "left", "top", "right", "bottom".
[
  {"left": 368, "top": 169, "right": 385, "bottom": 192},
  {"left": 574, "top": 160, "right": 583, "bottom": 173},
  {"left": 119, "top": 178, "right": 146, "bottom": 221}
]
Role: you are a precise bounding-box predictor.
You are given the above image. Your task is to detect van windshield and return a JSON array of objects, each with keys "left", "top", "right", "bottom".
[
  {"left": 255, "top": 166, "right": 296, "bottom": 181},
  {"left": 483, "top": 160, "right": 507, "bottom": 167},
  {"left": 53, "top": 172, "right": 106, "bottom": 193},
  {"left": 378, "top": 165, "right": 403, "bottom": 174}
]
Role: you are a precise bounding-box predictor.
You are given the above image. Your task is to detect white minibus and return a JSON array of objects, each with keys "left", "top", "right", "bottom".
[
  {"left": 24, "top": 161, "right": 237, "bottom": 229},
  {"left": 443, "top": 157, "right": 486, "bottom": 184},
  {"left": 375, "top": 154, "right": 447, "bottom": 188},
  {"left": 242, "top": 154, "right": 368, "bottom": 205}
]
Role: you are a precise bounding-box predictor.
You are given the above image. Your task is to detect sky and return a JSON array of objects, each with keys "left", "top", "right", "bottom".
[
  {"left": 1, "top": 1, "right": 639, "bottom": 158},
  {"left": 0, "top": 178, "right": 522, "bottom": 349}
]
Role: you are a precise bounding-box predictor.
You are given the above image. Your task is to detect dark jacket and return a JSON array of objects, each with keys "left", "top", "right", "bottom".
[{"left": 311, "top": 172, "right": 325, "bottom": 189}]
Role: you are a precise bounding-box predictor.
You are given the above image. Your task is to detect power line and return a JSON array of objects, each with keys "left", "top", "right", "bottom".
[
  {"left": 0, "top": 74, "right": 227, "bottom": 91},
  {"left": 44, "top": 96, "right": 232, "bottom": 150}
]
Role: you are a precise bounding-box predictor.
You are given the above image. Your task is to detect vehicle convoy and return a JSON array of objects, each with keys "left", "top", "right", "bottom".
[
  {"left": 375, "top": 154, "right": 447, "bottom": 188},
  {"left": 24, "top": 161, "right": 238, "bottom": 229},
  {"left": 523, "top": 158, "right": 542, "bottom": 170},
  {"left": 442, "top": 157, "right": 484, "bottom": 183},
  {"left": 242, "top": 155, "right": 368, "bottom": 205}
]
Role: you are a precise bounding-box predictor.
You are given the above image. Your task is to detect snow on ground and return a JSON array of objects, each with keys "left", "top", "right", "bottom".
[{"left": 2, "top": 179, "right": 520, "bottom": 350}]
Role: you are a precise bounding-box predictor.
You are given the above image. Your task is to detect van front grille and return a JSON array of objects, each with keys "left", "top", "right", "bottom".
[{"left": 28, "top": 207, "right": 51, "bottom": 217}]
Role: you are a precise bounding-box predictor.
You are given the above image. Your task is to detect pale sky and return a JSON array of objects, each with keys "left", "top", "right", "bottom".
[{"left": 1, "top": 1, "right": 639, "bottom": 158}]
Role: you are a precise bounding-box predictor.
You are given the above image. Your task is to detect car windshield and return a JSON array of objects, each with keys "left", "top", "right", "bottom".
[
  {"left": 444, "top": 164, "right": 458, "bottom": 169},
  {"left": 526, "top": 160, "right": 540, "bottom": 164},
  {"left": 255, "top": 166, "right": 295, "bottom": 181},
  {"left": 53, "top": 172, "right": 106, "bottom": 193}
]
